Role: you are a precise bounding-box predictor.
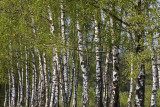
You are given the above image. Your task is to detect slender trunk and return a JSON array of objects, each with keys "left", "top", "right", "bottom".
[
  {"left": 61, "top": 1, "right": 69, "bottom": 105},
  {"left": 48, "top": 5, "right": 59, "bottom": 107},
  {"left": 157, "top": 37, "right": 160, "bottom": 88},
  {"left": 20, "top": 51, "right": 24, "bottom": 107},
  {"left": 55, "top": 53, "right": 61, "bottom": 107},
  {"left": 72, "top": 52, "right": 79, "bottom": 107},
  {"left": 30, "top": 13, "right": 38, "bottom": 107},
  {"left": 8, "top": 69, "right": 11, "bottom": 107},
  {"left": 150, "top": 46, "right": 158, "bottom": 107},
  {"left": 17, "top": 83, "right": 20, "bottom": 106},
  {"left": 31, "top": 50, "right": 36, "bottom": 107},
  {"left": 50, "top": 48, "right": 58, "bottom": 107},
  {"left": 11, "top": 65, "right": 16, "bottom": 107},
  {"left": 109, "top": 11, "right": 120, "bottom": 106},
  {"left": 9, "top": 42, "right": 16, "bottom": 107},
  {"left": 17, "top": 52, "right": 21, "bottom": 107},
  {"left": 77, "top": 20, "right": 89, "bottom": 107},
  {"left": 134, "top": 1, "right": 145, "bottom": 106},
  {"left": 68, "top": 51, "right": 74, "bottom": 106},
  {"left": 127, "top": 54, "right": 134, "bottom": 107},
  {"left": 103, "top": 52, "right": 110, "bottom": 107},
  {"left": 43, "top": 53, "right": 49, "bottom": 107},
  {"left": 25, "top": 46, "right": 29, "bottom": 107},
  {"left": 109, "top": 46, "right": 120, "bottom": 107},
  {"left": 38, "top": 51, "right": 45, "bottom": 107},
  {"left": 4, "top": 84, "right": 7, "bottom": 107},
  {"left": 94, "top": 19, "right": 103, "bottom": 107}
]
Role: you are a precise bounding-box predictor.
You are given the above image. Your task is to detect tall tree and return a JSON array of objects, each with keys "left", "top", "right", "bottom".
[
  {"left": 77, "top": 19, "right": 89, "bottom": 107},
  {"left": 94, "top": 18, "right": 103, "bottom": 107}
]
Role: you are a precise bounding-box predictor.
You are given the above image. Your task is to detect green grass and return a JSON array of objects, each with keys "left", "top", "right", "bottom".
[
  {"left": 75, "top": 85, "right": 160, "bottom": 107},
  {"left": 119, "top": 85, "right": 160, "bottom": 107}
]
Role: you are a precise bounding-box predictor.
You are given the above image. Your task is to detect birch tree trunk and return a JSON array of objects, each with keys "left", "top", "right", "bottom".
[
  {"left": 150, "top": 46, "right": 158, "bottom": 107},
  {"left": 134, "top": 1, "right": 145, "bottom": 106},
  {"left": 4, "top": 84, "right": 7, "bottom": 107},
  {"left": 127, "top": 54, "right": 134, "bottom": 107},
  {"left": 72, "top": 51, "right": 79, "bottom": 107},
  {"left": 48, "top": 6, "right": 59, "bottom": 107},
  {"left": 17, "top": 83, "right": 20, "bottom": 106},
  {"left": 20, "top": 51, "right": 24, "bottom": 107},
  {"left": 25, "top": 46, "right": 30, "bottom": 107},
  {"left": 17, "top": 54, "right": 21, "bottom": 107},
  {"left": 43, "top": 53, "right": 49, "bottom": 107},
  {"left": 9, "top": 42, "right": 16, "bottom": 107},
  {"left": 31, "top": 49, "right": 37, "bottom": 107},
  {"left": 68, "top": 51, "right": 74, "bottom": 106},
  {"left": 61, "top": 1, "right": 69, "bottom": 105},
  {"left": 109, "top": 46, "right": 120, "bottom": 107},
  {"left": 8, "top": 69, "right": 11, "bottom": 107},
  {"left": 109, "top": 10, "right": 120, "bottom": 106},
  {"left": 38, "top": 51, "right": 45, "bottom": 107},
  {"left": 94, "top": 19, "right": 103, "bottom": 107},
  {"left": 77, "top": 20, "right": 89, "bottom": 107},
  {"left": 157, "top": 37, "right": 160, "bottom": 88},
  {"left": 103, "top": 52, "right": 110, "bottom": 107},
  {"left": 11, "top": 65, "right": 16, "bottom": 107},
  {"left": 50, "top": 48, "right": 59, "bottom": 107}
]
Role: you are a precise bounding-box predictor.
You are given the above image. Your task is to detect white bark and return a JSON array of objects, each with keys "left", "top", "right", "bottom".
[
  {"left": 77, "top": 20, "right": 89, "bottom": 107},
  {"left": 31, "top": 50, "right": 36, "bottom": 107},
  {"left": 72, "top": 51, "right": 79, "bottom": 107},
  {"left": 17, "top": 83, "right": 20, "bottom": 106},
  {"left": 94, "top": 19, "right": 103, "bottom": 107},
  {"left": 127, "top": 54, "right": 134, "bottom": 107},
  {"left": 11, "top": 66, "right": 16, "bottom": 107},
  {"left": 49, "top": 48, "right": 57, "bottom": 107},
  {"left": 157, "top": 37, "right": 160, "bottom": 88},
  {"left": 25, "top": 46, "right": 29, "bottom": 107},
  {"left": 48, "top": 6, "right": 59, "bottom": 107},
  {"left": 16, "top": 52, "right": 21, "bottom": 107},
  {"left": 4, "top": 84, "right": 7, "bottom": 107},
  {"left": 61, "top": 1, "right": 69, "bottom": 105},
  {"left": 68, "top": 51, "right": 74, "bottom": 106},
  {"left": 109, "top": 14, "right": 120, "bottom": 107},
  {"left": 9, "top": 42, "right": 16, "bottom": 107},
  {"left": 38, "top": 51, "right": 45, "bottom": 107},
  {"left": 109, "top": 46, "right": 120, "bottom": 107},
  {"left": 8, "top": 69, "right": 11, "bottom": 107},
  {"left": 103, "top": 52, "right": 110, "bottom": 107},
  {"left": 20, "top": 51, "right": 24, "bottom": 107},
  {"left": 150, "top": 46, "right": 158, "bottom": 107},
  {"left": 43, "top": 53, "right": 49, "bottom": 107}
]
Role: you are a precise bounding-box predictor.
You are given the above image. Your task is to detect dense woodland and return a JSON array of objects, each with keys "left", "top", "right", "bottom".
[{"left": 0, "top": 0, "right": 160, "bottom": 107}]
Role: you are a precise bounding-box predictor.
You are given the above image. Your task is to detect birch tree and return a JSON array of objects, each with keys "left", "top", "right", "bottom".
[
  {"left": 127, "top": 54, "right": 134, "bottom": 107},
  {"left": 150, "top": 45, "right": 158, "bottom": 107},
  {"left": 94, "top": 18, "right": 103, "bottom": 107},
  {"left": 77, "top": 19, "right": 89, "bottom": 107},
  {"left": 134, "top": 0, "right": 145, "bottom": 106}
]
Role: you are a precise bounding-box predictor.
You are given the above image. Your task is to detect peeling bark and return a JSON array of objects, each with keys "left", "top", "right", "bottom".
[
  {"left": 109, "top": 46, "right": 120, "bottom": 107},
  {"left": 68, "top": 51, "right": 74, "bottom": 106},
  {"left": 43, "top": 53, "right": 49, "bottom": 107},
  {"left": 77, "top": 20, "right": 89, "bottom": 107},
  {"left": 38, "top": 51, "right": 45, "bottom": 107},
  {"left": 150, "top": 46, "right": 158, "bottom": 107},
  {"left": 103, "top": 52, "right": 110, "bottom": 107},
  {"left": 72, "top": 51, "right": 79, "bottom": 107},
  {"left": 94, "top": 19, "right": 103, "bottom": 107}
]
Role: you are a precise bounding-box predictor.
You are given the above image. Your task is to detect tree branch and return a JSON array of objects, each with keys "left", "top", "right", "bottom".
[{"left": 91, "top": 3, "right": 131, "bottom": 26}]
